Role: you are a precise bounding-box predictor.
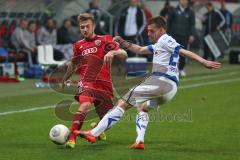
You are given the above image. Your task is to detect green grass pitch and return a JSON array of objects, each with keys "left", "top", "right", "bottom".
[{"left": 0, "top": 62, "right": 240, "bottom": 160}]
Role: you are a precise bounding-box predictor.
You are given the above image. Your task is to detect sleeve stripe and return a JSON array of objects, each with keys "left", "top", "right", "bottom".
[{"left": 147, "top": 45, "right": 154, "bottom": 54}]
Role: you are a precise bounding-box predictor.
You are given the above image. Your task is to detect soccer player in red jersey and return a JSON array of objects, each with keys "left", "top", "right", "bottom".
[{"left": 62, "top": 13, "right": 127, "bottom": 148}]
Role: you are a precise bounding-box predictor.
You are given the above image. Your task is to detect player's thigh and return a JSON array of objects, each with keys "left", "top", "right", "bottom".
[
  {"left": 122, "top": 76, "right": 177, "bottom": 108},
  {"left": 77, "top": 88, "right": 96, "bottom": 112},
  {"left": 93, "top": 90, "right": 114, "bottom": 119}
]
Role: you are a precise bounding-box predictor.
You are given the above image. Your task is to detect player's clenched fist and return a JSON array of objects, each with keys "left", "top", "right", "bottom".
[{"left": 104, "top": 51, "right": 115, "bottom": 65}]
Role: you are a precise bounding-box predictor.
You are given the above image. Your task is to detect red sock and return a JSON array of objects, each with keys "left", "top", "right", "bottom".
[{"left": 68, "top": 111, "right": 86, "bottom": 141}]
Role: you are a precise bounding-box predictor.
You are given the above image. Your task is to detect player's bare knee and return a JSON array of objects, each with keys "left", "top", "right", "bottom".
[
  {"left": 117, "top": 99, "right": 130, "bottom": 110},
  {"left": 138, "top": 103, "right": 149, "bottom": 112},
  {"left": 78, "top": 102, "right": 92, "bottom": 112}
]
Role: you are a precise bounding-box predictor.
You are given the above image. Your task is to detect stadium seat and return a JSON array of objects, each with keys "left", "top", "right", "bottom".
[
  {"left": 16, "top": 12, "right": 25, "bottom": 18},
  {"left": 33, "top": 12, "right": 42, "bottom": 19},
  {"left": 25, "top": 12, "right": 34, "bottom": 19},
  {"left": 0, "top": 12, "right": 8, "bottom": 18},
  {"left": 44, "top": 45, "right": 66, "bottom": 65},
  {"left": 9, "top": 12, "right": 17, "bottom": 18},
  {"left": 37, "top": 45, "right": 66, "bottom": 66},
  {"left": 37, "top": 45, "right": 51, "bottom": 65}
]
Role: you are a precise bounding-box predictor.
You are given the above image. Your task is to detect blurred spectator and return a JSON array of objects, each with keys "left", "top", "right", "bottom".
[
  {"left": 86, "top": 0, "right": 106, "bottom": 35},
  {"left": 160, "top": 0, "right": 174, "bottom": 20},
  {"left": 115, "top": 0, "right": 146, "bottom": 57},
  {"left": 26, "top": 21, "right": 37, "bottom": 53},
  {"left": 37, "top": 18, "right": 57, "bottom": 45},
  {"left": 140, "top": 1, "right": 152, "bottom": 24},
  {"left": 203, "top": 2, "right": 225, "bottom": 61},
  {"left": 57, "top": 19, "right": 74, "bottom": 44},
  {"left": 37, "top": 18, "right": 64, "bottom": 60},
  {"left": 0, "top": 20, "right": 10, "bottom": 48},
  {"left": 11, "top": 19, "right": 36, "bottom": 64},
  {"left": 139, "top": 0, "right": 153, "bottom": 45},
  {"left": 220, "top": 1, "right": 233, "bottom": 29},
  {"left": 188, "top": 0, "right": 195, "bottom": 10},
  {"left": 26, "top": 21, "right": 37, "bottom": 63},
  {"left": 9, "top": 20, "right": 17, "bottom": 36},
  {"left": 167, "top": 0, "right": 195, "bottom": 77},
  {"left": 10, "top": 19, "right": 29, "bottom": 51},
  {"left": 0, "top": 20, "right": 9, "bottom": 38},
  {"left": 220, "top": 1, "right": 233, "bottom": 42},
  {"left": 35, "top": 20, "right": 42, "bottom": 34}
]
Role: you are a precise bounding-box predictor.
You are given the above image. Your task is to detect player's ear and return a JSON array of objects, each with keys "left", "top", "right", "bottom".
[
  {"left": 92, "top": 22, "right": 96, "bottom": 30},
  {"left": 160, "top": 27, "right": 164, "bottom": 34}
]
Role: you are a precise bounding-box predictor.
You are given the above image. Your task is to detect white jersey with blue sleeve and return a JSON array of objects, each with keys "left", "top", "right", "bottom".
[{"left": 147, "top": 34, "right": 182, "bottom": 85}]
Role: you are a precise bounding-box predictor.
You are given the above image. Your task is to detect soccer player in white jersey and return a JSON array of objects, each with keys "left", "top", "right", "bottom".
[{"left": 74, "top": 16, "right": 221, "bottom": 149}]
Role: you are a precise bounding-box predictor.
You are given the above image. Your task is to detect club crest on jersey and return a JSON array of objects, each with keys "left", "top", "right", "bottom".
[
  {"left": 95, "top": 40, "right": 101, "bottom": 46},
  {"left": 82, "top": 47, "right": 97, "bottom": 56}
]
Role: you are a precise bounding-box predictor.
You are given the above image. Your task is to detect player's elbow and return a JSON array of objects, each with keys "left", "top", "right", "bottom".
[
  {"left": 122, "top": 50, "right": 128, "bottom": 59},
  {"left": 179, "top": 48, "right": 187, "bottom": 57},
  {"left": 115, "top": 49, "right": 128, "bottom": 60},
  {"left": 139, "top": 47, "right": 147, "bottom": 54}
]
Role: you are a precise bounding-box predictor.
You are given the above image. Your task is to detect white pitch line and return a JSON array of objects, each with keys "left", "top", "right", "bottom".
[
  {"left": 181, "top": 71, "right": 239, "bottom": 82},
  {"left": 1, "top": 78, "right": 240, "bottom": 116},
  {"left": 0, "top": 105, "right": 55, "bottom": 116},
  {"left": 179, "top": 78, "right": 240, "bottom": 89}
]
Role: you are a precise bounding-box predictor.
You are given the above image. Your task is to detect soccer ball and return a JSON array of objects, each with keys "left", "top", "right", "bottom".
[{"left": 49, "top": 124, "right": 70, "bottom": 145}]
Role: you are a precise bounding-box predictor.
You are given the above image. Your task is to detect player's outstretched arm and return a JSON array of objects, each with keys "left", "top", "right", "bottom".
[
  {"left": 179, "top": 48, "right": 221, "bottom": 69},
  {"left": 104, "top": 49, "right": 127, "bottom": 64},
  {"left": 113, "top": 36, "right": 151, "bottom": 55},
  {"left": 114, "top": 48, "right": 128, "bottom": 60},
  {"left": 61, "top": 61, "right": 78, "bottom": 89}
]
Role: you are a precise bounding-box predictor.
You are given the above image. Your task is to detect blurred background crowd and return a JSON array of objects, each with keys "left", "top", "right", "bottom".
[{"left": 0, "top": 0, "right": 239, "bottom": 79}]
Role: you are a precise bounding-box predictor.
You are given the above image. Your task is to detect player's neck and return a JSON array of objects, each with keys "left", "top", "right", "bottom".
[
  {"left": 159, "top": 31, "right": 166, "bottom": 37},
  {"left": 85, "top": 33, "right": 96, "bottom": 41}
]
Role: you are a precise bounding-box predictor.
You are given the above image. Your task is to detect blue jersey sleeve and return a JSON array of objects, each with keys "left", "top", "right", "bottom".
[{"left": 147, "top": 45, "right": 154, "bottom": 54}]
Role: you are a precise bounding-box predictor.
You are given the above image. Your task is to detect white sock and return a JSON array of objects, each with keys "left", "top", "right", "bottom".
[
  {"left": 91, "top": 106, "right": 125, "bottom": 137},
  {"left": 136, "top": 111, "right": 149, "bottom": 143}
]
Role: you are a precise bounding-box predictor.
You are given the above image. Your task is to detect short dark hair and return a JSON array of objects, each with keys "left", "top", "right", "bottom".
[
  {"left": 19, "top": 18, "right": 28, "bottom": 24},
  {"left": 77, "top": 13, "right": 95, "bottom": 24},
  {"left": 28, "top": 20, "right": 36, "bottom": 27},
  {"left": 63, "top": 19, "right": 71, "bottom": 24},
  {"left": 205, "top": 2, "right": 213, "bottom": 7},
  {"left": 148, "top": 16, "right": 166, "bottom": 30}
]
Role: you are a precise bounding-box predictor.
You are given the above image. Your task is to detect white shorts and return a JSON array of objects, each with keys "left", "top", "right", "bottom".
[{"left": 122, "top": 76, "right": 177, "bottom": 108}]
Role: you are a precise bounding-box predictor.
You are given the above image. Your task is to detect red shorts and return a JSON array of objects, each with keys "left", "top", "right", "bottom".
[{"left": 74, "top": 86, "right": 114, "bottom": 119}]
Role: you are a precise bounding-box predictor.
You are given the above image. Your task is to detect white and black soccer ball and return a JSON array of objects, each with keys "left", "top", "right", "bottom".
[{"left": 49, "top": 124, "right": 70, "bottom": 145}]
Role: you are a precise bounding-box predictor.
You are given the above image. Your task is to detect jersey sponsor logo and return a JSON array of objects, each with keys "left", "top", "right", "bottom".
[
  {"left": 104, "top": 41, "right": 118, "bottom": 52},
  {"left": 82, "top": 47, "right": 97, "bottom": 56},
  {"left": 95, "top": 40, "right": 101, "bottom": 46},
  {"left": 168, "top": 66, "right": 178, "bottom": 73},
  {"left": 154, "top": 51, "right": 160, "bottom": 55}
]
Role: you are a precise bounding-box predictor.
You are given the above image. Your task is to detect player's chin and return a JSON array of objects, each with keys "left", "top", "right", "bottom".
[
  {"left": 149, "top": 38, "right": 155, "bottom": 43},
  {"left": 83, "top": 33, "right": 89, "bottom": 38}
]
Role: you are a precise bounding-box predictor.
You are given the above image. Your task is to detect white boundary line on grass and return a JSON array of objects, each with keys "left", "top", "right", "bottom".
[
  {"left": 1, "top": 77, "right": 240, "bottom": 116},
  {"left": 181, "top": 71, "right": 239, "bottom": 82},
  {"left": 179, "top": 78, "right": 240, "bottom": 89},
  {"left": 0, "top": 105, "right": 55, "bottom": 116}
]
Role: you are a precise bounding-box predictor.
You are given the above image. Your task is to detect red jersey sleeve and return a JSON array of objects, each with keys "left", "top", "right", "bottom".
[
  {"left": 71, "top": 42, "right": 83, "bottom": 63},
  {"left": 103, "top": 35, "right": 120, "bottom": 53},
  {"left": 71, "top": 43, "right": 78, "bottom": 63}
]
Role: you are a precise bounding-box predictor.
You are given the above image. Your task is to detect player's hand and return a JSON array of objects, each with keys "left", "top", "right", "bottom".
[
  {"left": 202, "top": 60, "right": 221, "bottom": 69},
  {"left": 113, "top": 36, "right": 131, "bottom": 49},
  {"left": 113, "top": 36, "right": 124, "bottom": 43},
  {"left": 188, "top": 35, "right": 194, "bottom": 44},
  {"left": 61, "top": 80, "right": 71, "bottom": 89},
  {"left": 61, "top": 80, "right": 66, "bottom": 89},
  {"left": 104, "top": 51, "right": 114, "bottom": 65}
]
